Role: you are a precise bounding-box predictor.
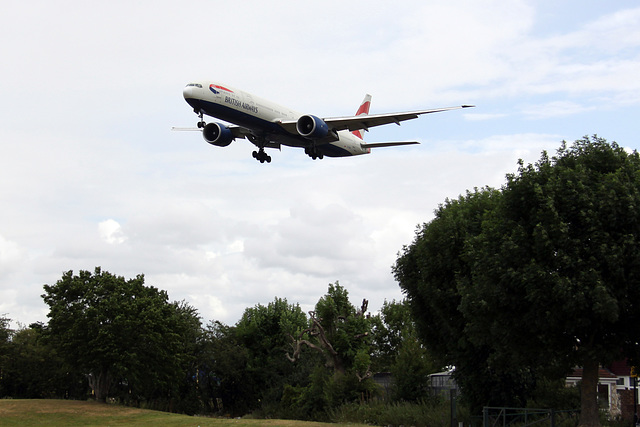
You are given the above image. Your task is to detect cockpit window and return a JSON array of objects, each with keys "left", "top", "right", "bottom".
[{"left": 186, "top": 83, "right": 202, "bottom": 88}]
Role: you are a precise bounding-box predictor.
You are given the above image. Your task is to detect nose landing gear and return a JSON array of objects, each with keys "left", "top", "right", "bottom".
[{"left": 194, "top": 109, "right": 206, "bottom": 128}]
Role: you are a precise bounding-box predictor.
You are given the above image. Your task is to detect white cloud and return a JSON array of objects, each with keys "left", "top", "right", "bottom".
[
  {"left": 0, "top": 235, "right": 25, "bottom": 277},
  {"left": 98, "top": 219, "right": 127, "bottom": 245},
  {"left": 522, "top": 101, "right": 597, "bottom": 119}
]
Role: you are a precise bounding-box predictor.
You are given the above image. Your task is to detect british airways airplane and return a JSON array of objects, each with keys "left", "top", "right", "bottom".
[{"left": 181, "top": 81, "right": 474, "bottom": 163}]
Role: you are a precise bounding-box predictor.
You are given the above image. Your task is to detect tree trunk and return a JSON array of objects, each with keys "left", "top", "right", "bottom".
[
  {"left": 87, "top": 369, "right": 112, "bottom": 403},
  {"left": 578, "top": 358, "right": 601, "bottom": 427}
]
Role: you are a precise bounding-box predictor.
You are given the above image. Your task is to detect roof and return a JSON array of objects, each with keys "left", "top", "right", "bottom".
[
  {"left": 608, "top": 360, "right": 632, "bottom": 377},
  {"left": 567, "top": 367, "right": 618, "bottom": 380}
]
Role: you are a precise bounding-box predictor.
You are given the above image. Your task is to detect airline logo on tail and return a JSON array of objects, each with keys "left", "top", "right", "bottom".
[{"left": 351, "top": 94, "right": 372, "bottom": 140}]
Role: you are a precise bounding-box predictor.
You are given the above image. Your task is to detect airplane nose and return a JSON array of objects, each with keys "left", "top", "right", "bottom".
[{"left": 183, "top": 85, "right": 193, "bottom": 100}]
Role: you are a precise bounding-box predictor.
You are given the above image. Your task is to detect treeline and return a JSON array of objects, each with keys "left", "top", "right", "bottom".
[{"left": 0, "top": 268, "right": 436, "bottom": 420}]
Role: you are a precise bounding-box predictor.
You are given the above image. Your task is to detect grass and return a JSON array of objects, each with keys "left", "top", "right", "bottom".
[{"left": 0, "top": 399, "right": 365, "bottom": 427}]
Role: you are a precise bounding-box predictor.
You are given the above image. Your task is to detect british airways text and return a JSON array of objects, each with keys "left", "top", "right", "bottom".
[{"left": 225, "top": 96, "right": 258, "bottom": 114}]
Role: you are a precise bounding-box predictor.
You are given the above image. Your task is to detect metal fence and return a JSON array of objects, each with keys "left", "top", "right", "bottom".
[{"left": 482, "top": 407, "right": 580, "bottom": 427}]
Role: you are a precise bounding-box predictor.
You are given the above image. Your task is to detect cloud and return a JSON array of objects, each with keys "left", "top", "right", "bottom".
[
  {"left": 0, "top": 235, "right": 25, "bottom": 278},
  {"left": 465, "top": 113, "right": 509, "bottom": 121},
  {"left": 244, "top": 203, "right": 375, "bottom": 277},
  {"left": 98, "top": 220, "right": 127, "bottom": 245},
  {"left": 522, "top": 101, "right": 597, "bottom": 119}
]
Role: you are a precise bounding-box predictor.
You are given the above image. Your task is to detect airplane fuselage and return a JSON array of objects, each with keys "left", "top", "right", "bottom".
[{"left": 183, "top": 82, "right": 368, "bottom": 158}]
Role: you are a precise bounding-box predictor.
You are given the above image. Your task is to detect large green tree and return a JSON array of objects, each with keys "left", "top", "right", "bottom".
[
  {"left": 393, "top": 186, "right": 522, "bottom": 410},
  {"left": 234, "top": 297, "right": 310, "bottom": 415},
  {"left": 42, "top": 267, "right": 201, "bottom": 405},
  {"left": 197, "top": 298, "right": 310, "bottom": 417},
  {"left": 395, "top": 137, "right": 640, "bottom": 426}
]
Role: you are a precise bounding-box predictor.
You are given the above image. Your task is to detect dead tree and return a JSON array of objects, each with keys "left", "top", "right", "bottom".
[{"left": 286, "top": 298, "right": 372, "bottom": 380}]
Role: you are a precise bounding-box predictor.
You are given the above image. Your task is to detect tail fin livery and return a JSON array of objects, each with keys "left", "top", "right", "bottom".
[{"left": 351, "top": 94, "right": 371, "bottom": 140}]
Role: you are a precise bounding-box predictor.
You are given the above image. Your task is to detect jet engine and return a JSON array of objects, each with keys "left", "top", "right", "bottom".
[
  {"left": 202, "top": 122, "right": 234, "bottom": 147},
  {"left": 296, "top": 115, "right": 329, "bottom": 139}
]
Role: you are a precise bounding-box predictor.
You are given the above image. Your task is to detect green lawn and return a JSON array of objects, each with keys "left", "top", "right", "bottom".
[{"left": 0, "top": 400, "right": 362, "bottom": 427}]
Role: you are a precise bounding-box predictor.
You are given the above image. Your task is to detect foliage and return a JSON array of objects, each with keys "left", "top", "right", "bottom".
[
  {"left": 371, "top": 299, "right": 437, "bottom": 402},
  {"left": 370, "top": 300, "right": 413, "bottom": 371},
  {"left": 197, "top": 320, "right": 254, "bottom": 416},
  {"left": 526, "top": 378, "right": 581, "bottom": 410},
  {"left": 284, "top": 283, "right": 379, "bottom": 420},
  {"left": 312, "top": 282, "right": 372, "bottom": 375},
  {"left": 394, "top": 185, "right": 512, "bottom": 410},
  {"left": 394, "top": 136, "right": 640, "bottom": 425},
  {"left": 390, "top": 331, "right": 435, "bottom": 402},
  {"left": 330, "top": 398, "right": 453, "bottom": 427},
  {"left": 197, "top": 298, "right": 312, "bottom": 417},
  {"left": 41, "top": 267, "right": 202, "bottom": 408},
  {"left": 0, "top": 323, "right": 87, "bottom": 399},
  {"left": 0, "top": 315, "right": 13, "bottom": 396},
  {"left": 9, "top": 267, "right": 452, "bottom": 423}
]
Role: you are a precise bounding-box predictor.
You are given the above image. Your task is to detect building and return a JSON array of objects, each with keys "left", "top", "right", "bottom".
[{"left": 565, "top": 361, "right": 638, "bottom": 421}]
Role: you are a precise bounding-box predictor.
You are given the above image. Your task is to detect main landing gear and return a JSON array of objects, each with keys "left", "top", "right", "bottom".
[
  {"left": 305, "top": 146, "right": 324, "bottom": 160},
  {"left": 252, "top": 148, "right": 271, "bottom": 163},
  {"left": 247, "top": 135, "right": 272, "bottom": 163}
]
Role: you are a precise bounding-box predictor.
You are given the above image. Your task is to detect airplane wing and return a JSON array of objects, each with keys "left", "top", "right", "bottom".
[
  {"left": 276, "top": 105, "right": 474, "bottom": 135},
  {"left": 323, "top": 105, "right": 474, "bottom": 132}
]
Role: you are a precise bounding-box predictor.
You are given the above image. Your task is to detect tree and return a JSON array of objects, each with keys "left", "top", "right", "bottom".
[
  {"left": 197, "top": 298, "right": 311, "bottom": 417},
  {"left": 288, "top": 283, "right": 373, "bottom": 379},
  {"left": 197, "top": 320, "right": 254, "bottom": 416},
  {"left": 286, "top": 282, "right": 378, "bottom": 418},
  {"left": 371, "top": 300, "right": 437, "bottom": 402},
  {"left": 395, "top": 137, "right": 640, "bottom": 426},
  {"left": 42, "top": 267, "right": 202, "bottom": 405},
  {"left": 0, "top": 316, "right": 14, "bottom": 396},
  {"left": 1, "top": 322, "right": 88, "bottom": 399},
  {"left": 234, "top": 297, "right": 310, "bottom": 415},
  {"left": 394, "top": 186, "right": 517, "bottom": 410}
]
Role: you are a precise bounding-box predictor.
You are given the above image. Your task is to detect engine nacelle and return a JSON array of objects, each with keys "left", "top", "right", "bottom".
[
  {"left": 202, "top": 122, "right": 234, "bottom": 147},
  {"left": 296, "top": 115, "right": 330, "bottom": 139}
]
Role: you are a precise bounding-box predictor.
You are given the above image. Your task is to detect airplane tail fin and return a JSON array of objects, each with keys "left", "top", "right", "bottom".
[{"left": 351, "top": 94, "right": 371, "bottom": 140}]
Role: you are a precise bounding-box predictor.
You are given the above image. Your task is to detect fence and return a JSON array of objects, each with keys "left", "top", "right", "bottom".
[{"left": 482, "top": 407, "right": 580, "bottom": 427}]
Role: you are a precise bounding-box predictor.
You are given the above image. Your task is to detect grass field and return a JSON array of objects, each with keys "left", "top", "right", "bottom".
[{"left": 0, "top": 399, "right": 363, "bottom": 427}]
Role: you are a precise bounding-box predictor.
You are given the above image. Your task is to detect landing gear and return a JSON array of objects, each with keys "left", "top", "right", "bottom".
[
  {"left": 194, "top": 109, "right": 206, "bottom": 128},
  {"left": 252, "top": 148, "right": 271, "bottom": 163},
  {"left": 305, "top": 146, "right": 324, "bottom": 160},
  {"left": 247, "top": 134, "right": 273, "bottom": 163}
]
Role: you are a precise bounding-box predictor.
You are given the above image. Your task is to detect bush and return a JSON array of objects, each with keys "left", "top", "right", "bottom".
[{"left": 331, "top": 398, "right": 455, "bottom": 426}]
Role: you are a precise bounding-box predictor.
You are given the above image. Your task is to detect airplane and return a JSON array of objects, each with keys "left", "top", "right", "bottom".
[{"left": 180, "top": 81, "right": 474, "bottom": 163}]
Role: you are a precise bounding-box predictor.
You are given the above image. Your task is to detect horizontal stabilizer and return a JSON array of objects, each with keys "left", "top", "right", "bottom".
[
  {"left": 361, "top": 141, "right": 420, "bottom": 149},
  {"left": 171, "top": 127, "right": 201, "bottom": 131}
]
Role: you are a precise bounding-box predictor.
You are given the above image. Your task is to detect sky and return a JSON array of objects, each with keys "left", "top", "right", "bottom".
[{"left": 1, "top": 1, "right": 639, "bottom": 328}]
